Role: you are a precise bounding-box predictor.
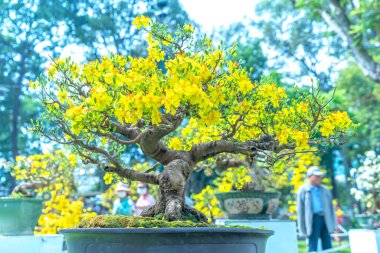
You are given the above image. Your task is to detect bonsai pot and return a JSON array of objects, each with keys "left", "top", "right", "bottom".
[
  {"left": 61, "top": 227, "right": 273, "bottom": 253},
  {"left": 215, "top": 190, "right": 281, "bottom": 219},
  {"left": 0, "top": 198, "right": 43, "bottom": 235}
]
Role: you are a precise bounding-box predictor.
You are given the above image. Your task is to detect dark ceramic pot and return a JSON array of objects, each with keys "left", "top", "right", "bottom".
[
  {"left": 61, "top": 227, "right": 273, "bottom": 253},
  {"left": 0, "top": 198, "right": 43, "bottom": 235},
  {"left": 215, "top": 190, "right": 281, "bottom": 219}
]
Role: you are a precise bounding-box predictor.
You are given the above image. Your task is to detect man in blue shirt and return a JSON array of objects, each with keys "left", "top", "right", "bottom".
[{"left": 297, "top": 166, "right": 337, "bottom": 252}]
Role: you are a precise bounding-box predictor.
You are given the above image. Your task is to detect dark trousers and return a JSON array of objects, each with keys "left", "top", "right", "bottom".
[{"left": 308, "top": 214, "right": 332, "bottom": 252}]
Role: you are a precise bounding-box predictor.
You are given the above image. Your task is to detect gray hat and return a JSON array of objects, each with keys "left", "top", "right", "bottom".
[{"left": 307, "top": 166, "right": 325, "bottom": 177}]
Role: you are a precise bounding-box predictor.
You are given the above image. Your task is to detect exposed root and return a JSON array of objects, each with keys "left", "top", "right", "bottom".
[
  {"left": 140, "top": 203, "right": 207, "bottom": 223},
  {"left": 183, "top": 205, "right": 208, "bottom": 222}
]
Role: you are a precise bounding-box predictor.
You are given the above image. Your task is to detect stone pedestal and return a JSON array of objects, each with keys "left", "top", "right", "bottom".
[
  {"left": 349, "top": 229, "right": 380, "bottom": 253},
  {"left": 0, "top": 234, "right": 64, "bottom": 253},
  {"left": 215, "top": 219, "right": 298, "bottom": 253}
]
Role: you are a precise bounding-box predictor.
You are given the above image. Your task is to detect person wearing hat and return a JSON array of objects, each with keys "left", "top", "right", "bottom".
[
  {"left": 134, "top": 182, "right": 155, "bottom": 216},
  {"left": 296, "top": 166, "right": 337, "bottom": 252},
  {"left": 112, "top": 182, "right": 134, "bottom": 216}
]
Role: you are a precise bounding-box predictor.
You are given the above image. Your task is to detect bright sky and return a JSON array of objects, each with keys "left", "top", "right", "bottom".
[{"left": 180, "top": 0, "right": 257, "bottom": 33}]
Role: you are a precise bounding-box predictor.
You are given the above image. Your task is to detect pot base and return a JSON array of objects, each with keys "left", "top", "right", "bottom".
[{"left": 61, "top": 227, "right": 273, "bottom": 253}]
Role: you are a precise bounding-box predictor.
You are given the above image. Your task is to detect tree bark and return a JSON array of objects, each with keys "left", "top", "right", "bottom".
[
  {"left": 11, "top": 52, "right": 27, "bottom": 159},
  {"left": 141, "top": 159, "right": 207, "bottom": 222}
]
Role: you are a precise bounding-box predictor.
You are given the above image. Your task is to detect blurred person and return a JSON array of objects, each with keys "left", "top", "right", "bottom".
[
  {"left": 134, "top": 182, "right": 155, "bottom": 216},
  {"left": 297, "top": 166, "right": 337, "bottom": 252},
  {"left": 112, "top": 183, "right": 134, "bottom": 216}
]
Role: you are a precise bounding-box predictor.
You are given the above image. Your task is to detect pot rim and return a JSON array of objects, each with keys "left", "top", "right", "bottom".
[
  {"left": 0, "top": 197, "right": 43, "bottom": 202},
  {"left": 60, "top": 227, "right": 274, "bottom": 236},
  {"left": 215, "top": 190, "right": 281, "bottom": 197}
]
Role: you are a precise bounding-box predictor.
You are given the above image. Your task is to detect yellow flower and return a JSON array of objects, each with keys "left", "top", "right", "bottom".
[
  {"left": 29, "top": 80, "right": 38, "bottom": 89},
  {"left": 132, "top": 15, "right": 151, "bottom": 29},
  {"left": 292, "top": 131, "right": 309, "bottom": 148},
  {"left": 183, "top": 24, "right": 194, "bottom": 33},
  {"left": 168, "top": 137, "right": 183, "bottom": 150},
  {"left": 238, "top": 79, "right": 253, "bottom": 95},
  {"left": 103, "top": 172, "right": 113, "bottom": 185}
]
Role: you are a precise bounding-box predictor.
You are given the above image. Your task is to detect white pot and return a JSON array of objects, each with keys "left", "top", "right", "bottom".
[{"left": 349, "top": 229, "right": 380, "bottom": 253}]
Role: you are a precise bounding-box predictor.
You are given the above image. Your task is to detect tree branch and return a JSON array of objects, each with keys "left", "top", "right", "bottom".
[
  {"left": 190, "top": 135, "right": 294, "bottom": 163},
  {"left": 11, "top": 181, "right": 48, "bottom": 196},
  {"left": 138, "top": 108, "right": 188, "bottom": 165},
  {"left": 77, "top": 149, "right": 159, "bottom": 185},
  {"left": 215, "top": 156, "right": 250, "bottom": 170}
]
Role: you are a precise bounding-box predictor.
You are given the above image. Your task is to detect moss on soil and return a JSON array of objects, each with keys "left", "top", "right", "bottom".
[{"left": 78, "top": 215, "right": 252, "bottom": 229}]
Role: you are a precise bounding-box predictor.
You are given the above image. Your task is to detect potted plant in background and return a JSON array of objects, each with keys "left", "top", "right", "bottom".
[
  {"left": 192, "top": 152, "right": 311, "bottom": 253},
  {"left": 351, "top": 150, "right": 380, "bottom": 229},
  {"left": 349, "top": 150, "right": 380, "bottom": 252},
  {"left": 0, "top": 151, "right": 94, "bottom": 236},
  {"left": 0, "top": 151, "right": 73, "bottom": 236},
  {"left": 30, "top": 15, "right": 354, "bottom": 253},
  {"left": 212, "top": 154, "right": 282, "bottom": 220},
  {"left": 0, "top": 151, "right": 96, "bottom": 253}
]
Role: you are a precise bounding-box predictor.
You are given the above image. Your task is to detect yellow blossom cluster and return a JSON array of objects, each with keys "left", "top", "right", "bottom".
[
  {"left": 214, "top": 166, "right": 253, "bottom": 191},
  {"left": 193, "top": 186, "right": 223, "bottom": 222},
  {"left": 11, "top": 150, "right": 76, "bottom": 196},
  {"left": 35, "top": 191, "right": 96, "bottom": 234},
  {"left": 132, "top": 15, "right": 151, "bottom": 29},
  {"left": 319, "top": 111, "right": 352, "bottom": 137},
  {"left": 30, "top": 16, "right": 354, "bottom": 154}
]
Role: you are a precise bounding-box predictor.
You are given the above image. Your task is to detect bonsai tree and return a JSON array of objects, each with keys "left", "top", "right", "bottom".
[
  {"left": 9, "top": 151, "right": 95, "bottom": 234},
  {"left": 10, "top": 150, "right": 76, "bottom": 197},
  {"left": 192, "top": 149, "right": 324, "bottom": 221},
  {"left": 31, "top": 16, "right": 354, "bottom": 222}
]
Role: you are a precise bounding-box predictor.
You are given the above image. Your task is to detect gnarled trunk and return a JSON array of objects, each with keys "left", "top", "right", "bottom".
[{"left": 140, "top": 159, "right": 207, "bottom": 222}]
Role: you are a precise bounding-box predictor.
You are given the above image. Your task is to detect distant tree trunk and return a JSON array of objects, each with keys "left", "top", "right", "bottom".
[
  {"left": 322, "top": 148, "right": 338, "bottom": 199},
  {"left": 318, "top": 0, "right": 380, "bottom": 83},
  {"left": 11, "top": 85, "right": 21, "bottom": 159},
  {"left": 11, "top": 55, "right": 26, "bottom": 159},
  {"left": 341, "top": 147, "right": 353, "bottom": 208},
  {"left": 10, "top": 54, "right": 26, "bottom": 193}
]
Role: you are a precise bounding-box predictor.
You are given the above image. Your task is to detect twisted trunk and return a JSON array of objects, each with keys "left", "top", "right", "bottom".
[
  {"left": 11, "top": 181, "right": 48, "bottom": 197},
  {"left": 141, "top": 159, "right": 207, "bottom": 222},
  {"left": 99, "top": 121, "right": 291, "bottom": 221},
  {"left": 136, "top": 135, "right": 291, "bottom": 221}
]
